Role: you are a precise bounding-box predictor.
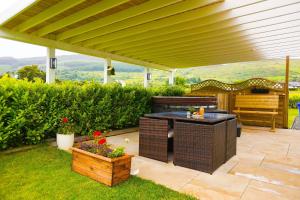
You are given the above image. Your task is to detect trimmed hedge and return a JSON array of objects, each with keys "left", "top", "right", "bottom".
[{"left": 0, "top": 77, "right": 184, "bottom": 149}]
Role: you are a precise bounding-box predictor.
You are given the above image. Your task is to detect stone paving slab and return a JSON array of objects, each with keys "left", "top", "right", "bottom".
[{"left": 107, "top": 126, "right": 300, "bottom": 200}]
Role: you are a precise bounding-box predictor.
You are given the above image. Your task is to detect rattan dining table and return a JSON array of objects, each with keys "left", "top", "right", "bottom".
[{"left": 139, "top": 112, "right": 237, "bottom": 173}]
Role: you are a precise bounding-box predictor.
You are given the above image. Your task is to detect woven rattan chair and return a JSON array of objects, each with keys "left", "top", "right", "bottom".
[
  {"left": 139, "top": 117, "right": 169, "bottom": 162},
  {"left": 226, "top": 119, "right": 237, "bottom": 161},
  {"left": 174, "top": 121, "right": 226, "bottom": 173}
]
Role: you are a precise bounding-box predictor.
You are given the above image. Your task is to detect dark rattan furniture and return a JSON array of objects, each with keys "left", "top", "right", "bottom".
[
  {"left": 140, "top": 112, "right": 237, "bottom": 173},
  {"left": 139, "top": 117, "right": 169, "bottom": 162},
  {"left": 237, "top": 123, "right": 242, "bottom": 137},
  {"left": 174, "top": 121, "right": 226, "bottom": 173},
  {"left": 152, "top": 96, "right": 217, "bottom": 113},
  {"left": 226, "top": 119, "right": 237, "bottom": 161},
  {"left": 144, "top": 112, "right": 235, "bottom": 124}
]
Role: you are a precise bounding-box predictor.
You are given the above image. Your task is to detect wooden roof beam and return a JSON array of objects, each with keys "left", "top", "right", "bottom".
[
  {"left": 15, "top": 0, "right": 86, "bottom": 32},
  {"left": 101, "top": 11, "right": 300, "bottom": 52},
  {"left": 35, "top": 0, "right": 130, "bottom": 37},
  {"left": 147, "top": 45, "right": 300, "bottom": 61},
  {"left": 155, "top": 56, "right": 264, "bottom": 68},
  {"left": 138, "top": 42, "right": 300, "bottom": 60},
  {"left": 66, "top": 0, "right": 222, "bottom": 44},
  {"left": 90, "top": 0, "right": 300, "bottom": 48},
  {"left": 128, "top": 33, "right": 300, "bottom": 60},
  {"left": 160, "top": 50, "right": 300, "bottom": 63},
  {"left": 84, "top": 0, "right": 300, "bottom": 48},
  {"left": 56, "top": 0, "right": 183, "bottom": 41},
  {"left": 120, "top": 24, "right": 300, "bottom": 56},
  {"left": 0, "top": 0, "right": 41, "bottom": 25}
]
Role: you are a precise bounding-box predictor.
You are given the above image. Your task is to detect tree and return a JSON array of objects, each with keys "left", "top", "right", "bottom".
[
  {"left": 175, "top": 76, "right": 187, "bottom": 86},
  {"left": 0, "top": 72, "right": 12, "bottom": 79},
  {"left": 17, "top": 65, "right": 46, "bottom": 82},
  {"left": 187, "top": 77, "right": 202, "bottom": 84}
]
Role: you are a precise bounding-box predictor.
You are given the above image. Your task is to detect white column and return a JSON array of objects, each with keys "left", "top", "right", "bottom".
[
  {"left": 103, "top": 58, "right": 111, "bottom": 84},
  {"left": 168, "top": 69, "right": 175, "bottom": 85},
  {"left": 144, "top": 67, "right": 150, "bottom": 88},
  {"left": 46, "top": 47, "right": 56, "bottom": 83}
]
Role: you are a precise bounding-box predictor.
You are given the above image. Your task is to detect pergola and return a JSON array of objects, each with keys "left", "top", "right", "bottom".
[{"left": 0, "top": 0, "right": 299, "bottom": 86}]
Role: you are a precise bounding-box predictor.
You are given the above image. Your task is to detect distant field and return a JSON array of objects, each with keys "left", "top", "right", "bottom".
[
  {"left": 1, "top": 57, "right": 300, "bottom": 83},
  {"left": 289, "top": 108, "right": 298, "bottom": 128},
  {"left": 0, "top": 65, "right": 18, "bottom": 73}
]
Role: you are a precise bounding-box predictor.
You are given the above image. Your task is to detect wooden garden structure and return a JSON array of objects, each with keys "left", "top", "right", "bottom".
[{"left": 187, "top": 76, "right": 290, "bottom": 128}]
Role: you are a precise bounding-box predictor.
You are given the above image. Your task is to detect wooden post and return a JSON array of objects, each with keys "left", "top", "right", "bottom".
[{"left": 284, "top": 56, "right": 290, "bottom": 129}]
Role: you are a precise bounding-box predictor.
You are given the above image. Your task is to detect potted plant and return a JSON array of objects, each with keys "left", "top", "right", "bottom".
[
  {"left": 56, "top": 117, "right": 75, "bottom": 150},
  {"left": 71, "top": 130, "right": 133, "bottom": 187},
  {"left": 187, "top": 106, "right": 196, "bottom": 118}
]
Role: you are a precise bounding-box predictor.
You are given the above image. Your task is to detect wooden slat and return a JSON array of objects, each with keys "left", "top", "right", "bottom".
[
  {"left": 15, "top": 0, "right": 85, "bottom": 32},
  {"left": 235, "top": 95, "right": 279, "bottom": 109},
  {"left": 56, "top": 0, "right": 182, "bottom": 40},
  {"left": 72, "top": 148, "right": 132, "bottom": 186},
  {"left": 233, "top": 110, "right": 278, "bottom": 115},
  {"left": 72, "top": 162, "right": 112, "bottom": 186},
  {"left": 99, "top": 13, "right": 300, "bottom": 51},
  {"left": 35, "top": 0, "right": 130, "bottom": 36},
  {"left": 69, "top": 0, "right": 220, "bottom": 44},
  {"left": 84, "top": 0, "right": 297, "bottom": 48}
]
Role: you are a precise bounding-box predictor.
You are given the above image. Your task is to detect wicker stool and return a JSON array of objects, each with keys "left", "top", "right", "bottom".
[
  {"left": 174, "top": 121, "right": 226, "bottom": 174},
  {"left": 139, "top": 117, "right": 169, "bottom": 162}
]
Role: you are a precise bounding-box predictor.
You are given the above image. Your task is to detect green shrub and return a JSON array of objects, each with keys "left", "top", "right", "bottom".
[
  {"left": 289, "top": 92, "right": 300, "bottom": 108},
  {"left": 0, "top": 76, "right": 184, "bottom": 149}
]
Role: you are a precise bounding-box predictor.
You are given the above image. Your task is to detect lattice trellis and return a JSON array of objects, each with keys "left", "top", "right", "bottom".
[{"left": 191, "top": 78, "right": 285, "bottom": 93}]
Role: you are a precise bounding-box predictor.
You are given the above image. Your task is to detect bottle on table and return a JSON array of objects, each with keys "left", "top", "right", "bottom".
[{"left": 199, "top": 106, "right": 205, "bottom": 116}]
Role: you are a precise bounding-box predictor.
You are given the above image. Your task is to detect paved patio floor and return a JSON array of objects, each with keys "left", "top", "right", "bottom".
[{"left": 107, "top": 126, "right": 300, "bottom": 200}]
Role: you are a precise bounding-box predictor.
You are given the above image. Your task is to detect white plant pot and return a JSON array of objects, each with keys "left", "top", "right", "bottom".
[{"left": 56, "top": 133, "right": 74, "bottom": 150}]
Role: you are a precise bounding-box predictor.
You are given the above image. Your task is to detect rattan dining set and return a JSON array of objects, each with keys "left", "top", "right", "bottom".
[{"left": 139, "top": 112, "right": 237, "bottom": 174}]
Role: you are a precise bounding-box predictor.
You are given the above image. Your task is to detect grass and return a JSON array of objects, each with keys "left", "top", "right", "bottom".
[
  {"left": 0, "top": 145, "right": 195, "bottom": 200},
  {"left": 288, "top": 108, "right": 298, "bottom": 128}
]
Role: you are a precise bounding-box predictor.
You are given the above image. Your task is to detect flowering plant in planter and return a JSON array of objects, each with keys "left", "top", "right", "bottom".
[
  {"left": 79, "top": 130, "right": 125, "bottom": 158},
  {"left": 57, "top": 117, "right": 75, "bottom": 150},
  {"left": 72, "top": 130, "right": 132, "bottom": 186},
  {"left": 58, "top": 117, "right": 75, "bottom": 134}
]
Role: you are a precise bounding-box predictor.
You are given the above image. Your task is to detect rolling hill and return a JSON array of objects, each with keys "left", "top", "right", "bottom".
[{"left": 1, "top": 55, "right": 300, "bottom": 84}]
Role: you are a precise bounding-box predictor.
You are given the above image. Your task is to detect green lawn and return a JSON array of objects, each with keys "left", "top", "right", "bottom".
[
  {"left": 0, "top": 145, "right": 195, "bottom": 200},
  {"left": 288, "top": 108, "right": 298, "bottom": 128}
]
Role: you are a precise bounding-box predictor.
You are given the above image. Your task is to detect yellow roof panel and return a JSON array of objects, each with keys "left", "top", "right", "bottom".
[{"left": 1, "top": 0, "right": 300, "bottom": 70}]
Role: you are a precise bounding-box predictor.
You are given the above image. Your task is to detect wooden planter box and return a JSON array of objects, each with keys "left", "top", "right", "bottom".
[{"left": 71, "top": 147, "right": 133, "bottom": 187}]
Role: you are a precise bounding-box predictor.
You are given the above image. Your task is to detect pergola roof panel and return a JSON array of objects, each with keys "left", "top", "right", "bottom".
[
  {"left": 1, "top": 0, "right": 300, "bottom": 70},
  {"left": 49, "top": 2, "right": 137, "bottom": 35}
]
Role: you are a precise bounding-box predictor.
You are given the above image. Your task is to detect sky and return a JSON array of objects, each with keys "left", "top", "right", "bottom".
[
  {"left": 0, "top": 38, "right": 75, "bottom": 58},
  {"left": 0, "top": 1, "right": 74, "bottom": 58}
]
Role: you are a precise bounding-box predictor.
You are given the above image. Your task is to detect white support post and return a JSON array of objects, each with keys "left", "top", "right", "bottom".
[
  {"left": 103, "top": 58, "right": 111, "bottom": 84},
  {"left": 144, "top": 67, "right": 150, "bottom": 88},
  {"left": 46, "top": 47, "right": 55, "bottom": 84},
  {"left": 168, "top": 69, "right": 175, "bottom": 85}
]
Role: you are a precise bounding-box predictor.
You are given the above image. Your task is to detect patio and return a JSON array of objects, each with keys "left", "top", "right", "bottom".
[
  {"left": 1, "top": 0, "right": 300, "bottom": 199},
  {"left": 107, "top": 126, "right": 300, "bottom": 200}
]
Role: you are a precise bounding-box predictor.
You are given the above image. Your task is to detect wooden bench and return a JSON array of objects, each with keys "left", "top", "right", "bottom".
[{"left": 233, "top": 95, "right": 279, "bottom": 132}]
